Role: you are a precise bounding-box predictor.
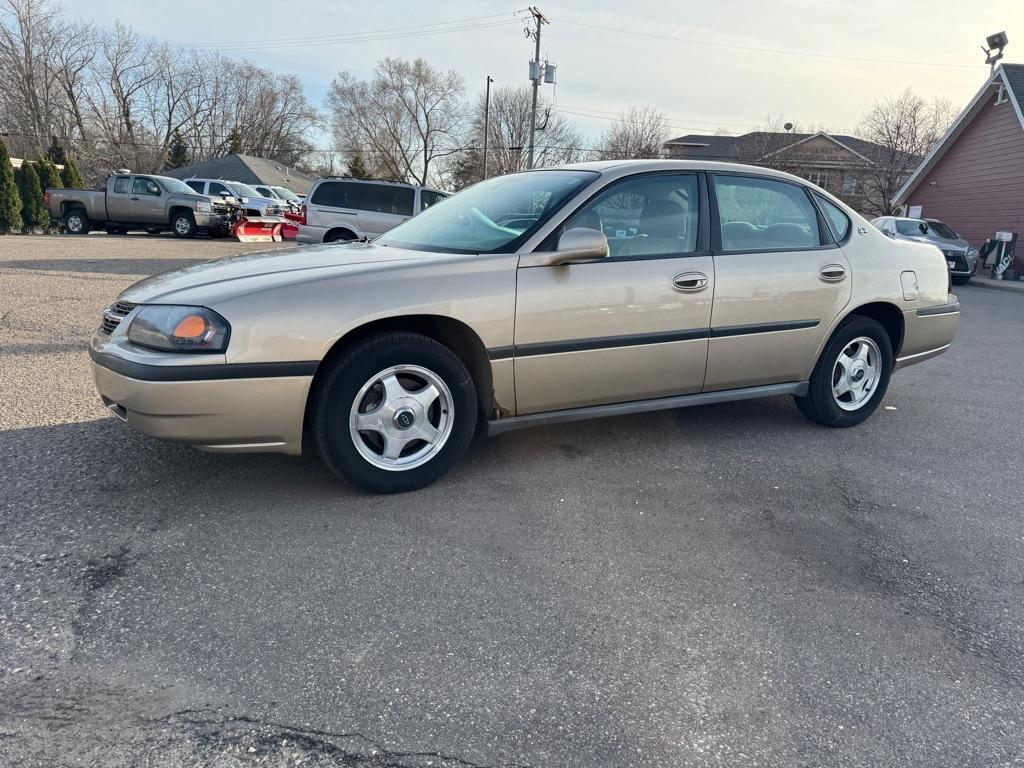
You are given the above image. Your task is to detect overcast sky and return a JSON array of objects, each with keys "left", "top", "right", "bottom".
[{"left": 76, "top": 0, "right": 1024, "bottom": 142}]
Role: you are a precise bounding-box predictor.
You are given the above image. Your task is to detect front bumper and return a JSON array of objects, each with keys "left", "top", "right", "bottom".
[
  {"left": 195, "top": 211, "right": 231, "bottom": 230},
  {"left": 89, "top": 346, "right": 314, "bottom": 455}
]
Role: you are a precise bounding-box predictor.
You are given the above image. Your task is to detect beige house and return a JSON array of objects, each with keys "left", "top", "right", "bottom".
[{"left": 664, "top": 131, "right": 884, "bottom": 212}]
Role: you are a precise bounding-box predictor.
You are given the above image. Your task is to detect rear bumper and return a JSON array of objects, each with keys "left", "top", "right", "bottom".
[
  {"left": 296, "top": 224, "right": 327, "bottom": 244},
  {"left": 896, "top": 300, "right": 960, "bottom": 371},
  {"left": 90, "top": 349, "right": 313, "bottom": 455}
]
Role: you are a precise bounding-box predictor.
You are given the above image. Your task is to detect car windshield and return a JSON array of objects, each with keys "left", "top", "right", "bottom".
[
  {"left": 159, "top": 177, "right": 199, "bottom": 195},
  {"left": 926, "top": 220, "right": 958, "bottom": 239},
  {"left": 228, "top": 182, "right": 261, "bottom": 198},
  {"left": 895, "top": 219, "right": 929, "bottom": 236},
  {"left": 272, "top": 186, "right": 300, "bottom": 201},
  {"left": 376, "top": 170, "right": 597, "bottom": 253}
]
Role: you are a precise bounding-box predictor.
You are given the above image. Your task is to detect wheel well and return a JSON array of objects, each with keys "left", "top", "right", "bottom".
[
  {"left": 61, "top": 202, "right": 86, "bottom": 217},
  {"left": 303, "top": 315, "right": 494, "bottom": 430},
  {"left": 324, "top": 227, "right": 357, "bottom": 243},
  {"left": 847, "top": 301, "right": 904, "bottom": 355},
  {"left": 168, "top": 206, "right": 192, "bottom": 224}
]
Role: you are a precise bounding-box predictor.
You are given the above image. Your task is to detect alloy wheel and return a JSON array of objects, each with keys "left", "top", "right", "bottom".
[
  {"left": 831, "top": 336, "right": 882, "bottom": 411},
  {"left": 349, "top": 365, "right": 454, "bottom": 471}
]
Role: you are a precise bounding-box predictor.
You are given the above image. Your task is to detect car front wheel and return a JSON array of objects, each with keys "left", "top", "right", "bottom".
[
  {"left": 313, "top": 332, "right": 478, "bottom": 493},
  {"left": 171, "top": 212, "right": 197, "bottom": 238},
  {"left": 794, "top": 315, "right": 892, "bottom": 428}
]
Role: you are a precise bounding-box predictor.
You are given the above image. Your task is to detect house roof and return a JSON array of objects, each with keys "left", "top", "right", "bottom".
[
  {"left": 163, "top": 153, "right": 315, "bottom": 194},
  {"left": 894, "top": 63, "right": 1024, "bottom": 205},
  {"left": 663, "top": 131, "right": 884, "bottom": 162}
]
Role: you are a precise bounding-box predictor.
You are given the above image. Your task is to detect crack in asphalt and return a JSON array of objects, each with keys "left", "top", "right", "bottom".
[{"left": 158, "top": 708, "right": 537, "bottom": 768}]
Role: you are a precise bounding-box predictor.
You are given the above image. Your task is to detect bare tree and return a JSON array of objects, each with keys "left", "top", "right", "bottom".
[
  {"left": 328, "top": 58, "right": 466, "bottom": 186},
  {"left": 0, "top": 0, "right": 65, "bottom": 156},
  {"left": 449, "top": 85, "right": 585, "bottom": 188},
  {"left": 855, "top": 88, "right": 955, "bottom": 215},
  {"left": 597, "top": 106, "right": 669, "bottom": 160}
]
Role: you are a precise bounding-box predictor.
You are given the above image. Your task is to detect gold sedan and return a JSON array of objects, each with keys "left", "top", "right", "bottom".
[{"left": 89, "top": 161, "right": 960, "bottom": 493}]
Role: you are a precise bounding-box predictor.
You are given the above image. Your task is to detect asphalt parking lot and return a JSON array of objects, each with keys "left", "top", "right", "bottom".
[{"left": 2, "top": 234, "right": 1023, "bottom": 767}]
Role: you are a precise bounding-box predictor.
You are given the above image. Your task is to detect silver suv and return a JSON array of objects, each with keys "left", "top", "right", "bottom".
[
  {"left": 183, "top": 179, "right": 287, "bottom": 219},
  {"left": 298, "top": 178, "right": 447, "bottom": 244},
  {"left": 871, "top": 216, "right": 979, "bottom": 285}
]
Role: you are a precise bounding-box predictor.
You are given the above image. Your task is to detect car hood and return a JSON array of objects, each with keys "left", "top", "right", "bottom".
[
  {"left": 119, "top": 242, "right": 443, "bottom": 304},
  {"left": 903, "top": 234, "right": 970, "bottom": 251}
]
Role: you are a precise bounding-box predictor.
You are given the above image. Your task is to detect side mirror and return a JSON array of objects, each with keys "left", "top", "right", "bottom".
[{"left": 521, "top": 227, "right": 609, "bottom": 267}]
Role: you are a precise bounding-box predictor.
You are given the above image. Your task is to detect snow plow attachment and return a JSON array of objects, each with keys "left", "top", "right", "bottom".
[{"left": 233, "top": 216, "right": 285, "bottom": 243}]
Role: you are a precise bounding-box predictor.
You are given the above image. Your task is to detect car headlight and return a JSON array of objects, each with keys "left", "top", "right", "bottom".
[
  {"left": 128, "top": 306, "right": 230, "bottom": 353},
  {"left": 196, "top": 200, "right": 212, "bottom": 213},
  {"left": 967, "top": 247, "right": 979, "bottom": 256},
  {"left": 240, "top": 197, "right": 249, "bottom": 204}
]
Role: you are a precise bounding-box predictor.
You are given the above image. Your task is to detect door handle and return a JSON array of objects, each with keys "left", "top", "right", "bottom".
[
  {"left": 819, "top": 264, "right": 847, "bottom": 282},
  {"left": 673, "top": 271, "right": 709, "bottom": 291},
  {"left": 130, "top": 196, "right": 140, "bottom": 201}
]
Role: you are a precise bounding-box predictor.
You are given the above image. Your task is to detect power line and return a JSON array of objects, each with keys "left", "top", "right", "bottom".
[
  {"left": 170, "top": 17, "right": 526, "bottom": 53},
  {"left": 170, "top": 12, "right": 526, "bottom": 48},
  {"left": 556, "top": 18, "right": 983, "bottom": 70}
]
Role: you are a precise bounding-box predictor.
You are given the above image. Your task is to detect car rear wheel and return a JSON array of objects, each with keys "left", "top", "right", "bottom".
[
  {"left": 62, "top": 209, "right": 89, "bottom": 235},
  {"left": 171, "top": 211, "right": 197, "bottom": 239},
  {"left": 324, "top": 229, "right": 356, "bottom": 243},
  {"left": 313, "top": 332, "right": 477, "bottom": 493},
  {"left": 794, "top": 315, "right": 892, "bottom": 428}
]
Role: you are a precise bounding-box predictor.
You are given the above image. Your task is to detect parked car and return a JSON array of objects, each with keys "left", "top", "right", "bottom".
[
  {"left": 871, "top": 215, "right": 978, "bottom": 285},
  {"left": 183, "top": 179, "right": 287, "bottom": 219},
  {"left": 253, "top": 184, "right": 303, "bottom": 207},
  {"left": 297, "top": 178, "right": 448, "bottom": 243},
  {"left": 89, "top": 160, "right": 960, "bottom": 493},
  {"left": 46, "top": 172, "right": 233, "bottom": 238}
]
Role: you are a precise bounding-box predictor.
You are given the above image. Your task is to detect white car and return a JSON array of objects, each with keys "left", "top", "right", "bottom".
[
  {"left": 297, "top": 178, "right": 447, "bottom": 244},
  {"left": 183, "top": 179, "right": 287, "bottom": 219}
]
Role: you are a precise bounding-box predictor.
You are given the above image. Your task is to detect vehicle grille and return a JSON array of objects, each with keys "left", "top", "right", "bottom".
[
  {"left": 943, "top": 250, "right": 969, "bottom": 270},
  {"left": 99, "top": 301, "right": 136, "bottom": 336}
]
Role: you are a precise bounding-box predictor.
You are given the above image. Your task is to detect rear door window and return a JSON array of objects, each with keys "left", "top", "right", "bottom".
[
  {"left": 713, "top": 175, "right": 822, "bottom": 251},
  {"left": 185, "top": 180, "right": 205, "bottom": 194},
  {"left": 814, "top": 193, "right": 850, "bottom": 241},
  {"left": 112, "top": 176, "right": 131, "bottom": 194},
  {"left": 361, "top": 184, "right": 415, "bottom": 216},
  {"left": 310, "top": 181, "right": 362, "bottom": 209}
]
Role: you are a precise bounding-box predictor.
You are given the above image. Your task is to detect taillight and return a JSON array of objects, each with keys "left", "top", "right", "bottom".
[
  {"left": 299, "top": 204, "right": 307, "bottom": 226},
  {"left": 44, "top": 191, "right": 50, "bottom": 206}
]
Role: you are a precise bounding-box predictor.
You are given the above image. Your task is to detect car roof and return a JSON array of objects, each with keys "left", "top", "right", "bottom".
[{"left": 546, "top": 158, "right": 813, "bottom": 185}]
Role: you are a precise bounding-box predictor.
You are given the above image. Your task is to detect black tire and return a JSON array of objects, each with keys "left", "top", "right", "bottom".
[
  {"left": 794, "top": 315, "right": 893, "bottom": 428},
  {"left": 324, "top": 230, "right": 355, "bottom": 244},
  {"left": 952, "top": 274, "right": 971, "bottom": 286},
  {"left": 171, "top": 211, "right": 197, "bottom": 239},
  {"left": 62, "top": 208, "right": 89, "bottom": 235},
  {"left": 313, "top": 332, "right": 477, "bottom": 494}
]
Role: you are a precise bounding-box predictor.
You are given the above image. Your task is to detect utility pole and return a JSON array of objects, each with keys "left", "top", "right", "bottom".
[
  {"left": 482, "top": 75, "right": 494, "bottom": 180},
  {"left": 526, "top": 6, "right": 548, "bottom": 170}
]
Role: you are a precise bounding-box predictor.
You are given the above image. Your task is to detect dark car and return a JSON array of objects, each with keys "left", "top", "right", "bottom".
[{"left": 871, "top": 216, "right": 979, "bottom": 285}]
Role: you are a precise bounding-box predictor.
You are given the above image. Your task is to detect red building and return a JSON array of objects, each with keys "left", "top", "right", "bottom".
[{"left": 895, "top": 63, "right": 1024, "bottom": 246}]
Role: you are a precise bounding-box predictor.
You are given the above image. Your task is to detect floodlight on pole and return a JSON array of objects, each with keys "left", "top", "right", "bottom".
[{"left": 982, "top": 31, "right": 1008, "bottom": 72}]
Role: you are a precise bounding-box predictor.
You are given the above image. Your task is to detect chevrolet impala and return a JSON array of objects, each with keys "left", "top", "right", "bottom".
[{"left": 89, "top": 161, "right": 960, "bottom": 493}]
